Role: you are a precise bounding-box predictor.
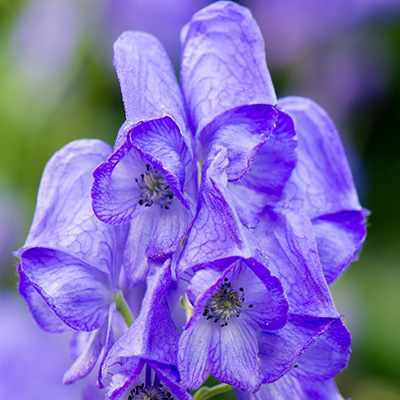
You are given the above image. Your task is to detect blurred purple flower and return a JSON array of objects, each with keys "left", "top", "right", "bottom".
[{"left": 0, "top": 291, "right": 82, "bottom": 399}]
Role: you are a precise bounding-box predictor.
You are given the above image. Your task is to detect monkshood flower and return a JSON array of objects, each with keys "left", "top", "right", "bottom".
[
  {"left": 100, "top": 258, "right": 192, "bottom": 400},
  {"left": 235, "top": 319, "right": 351, "bottom": 400},
  {"left": 177, "top": 147, "right": 340, "bottom": 392},
  {"left": 180, "top": 1, "right": 366, "bottom": 285},
  {"left": 92, "top": 31, "right": 196, "bottom": 286},
  {"left": 15, "top": 139, "right": 129, "bottom": 384}
]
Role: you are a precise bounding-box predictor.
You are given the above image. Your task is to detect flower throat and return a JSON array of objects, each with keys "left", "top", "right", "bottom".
[{"left": 136, "top": 164, "right": 174, "bottom": 209}]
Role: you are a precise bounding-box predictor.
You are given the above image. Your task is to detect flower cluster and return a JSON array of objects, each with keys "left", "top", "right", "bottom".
[{"left": 15, "top": 2, "right": 367, "bottom": 399}]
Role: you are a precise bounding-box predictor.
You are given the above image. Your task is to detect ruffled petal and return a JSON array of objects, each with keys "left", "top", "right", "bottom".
[
  {"left": 312, "top": 211, "right": 367, "bottom": 284},
  {"left": 16, "top": 139, "right": 126, "bottom": 281},
  {"left": 177, "top": 146, "right": 252, "bottom": 278},
  {"left": 113, "top": 31, "right": 187, "bottom": 138},
  {"left": 293, "top": 319, "right": 351, "bottom": 382},
  {"left": 20, "top": 248, "right": 114, "bottom": 331},
  {"left": 254, "top": 204, "right": 339, "bottom": 318},
  {"left": 258, "top": 315, "right": 333, "bottom": 383},
  {"left": 18, "top": 264, "right": 71, "bottom": 334},
  {"left": 181, "top": 1, "right": 277, "bottom": 136},
  {"left": 279, "top": 96, "right": 362, "bottom": 219},
  {"left": 102, "top": 259, "right": 180, "bottom": 388}
]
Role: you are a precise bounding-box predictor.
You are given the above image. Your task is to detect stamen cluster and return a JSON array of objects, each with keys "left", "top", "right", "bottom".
[
  {"left": 203, "top": 278, "right": 249, "bottom": 327},
  {"left": 136, "top": 164, "right": 174, "bottom": 209},
  {"left": 128, "top": 383, "right": 173, "bottom": 400}
]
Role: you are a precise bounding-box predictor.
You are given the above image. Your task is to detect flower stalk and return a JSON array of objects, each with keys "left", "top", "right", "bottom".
[{"left": 115, "top": 290, "right": 134, "bottom": 327}]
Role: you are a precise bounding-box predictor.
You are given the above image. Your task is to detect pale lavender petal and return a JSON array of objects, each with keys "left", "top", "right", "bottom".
[
  {"left": 20, "top": 248, "right": 114, "bottom": 331},
  {"left": 18, "top": 264, "right": 71, "bottom": 334},
  {"left": 181, "top": 1, "right": 277, "bottom": 136},
  {"left": 113, "top": 31, "right": 187, "bottom": 137},
  {"left": 297, "top": 378, "right": 346, "bottom": 400},
  {"left": 211, "top": 319, "right": 264, "bottom": 391},
  {"left": 178, "top": 319, "right": 213, "bottom": 390},
  {"left": 17, "top": 139, "right": 127, "bottom": 280},
  {"left": 63, "top": 325, "right": 107, "bottom": 384}
]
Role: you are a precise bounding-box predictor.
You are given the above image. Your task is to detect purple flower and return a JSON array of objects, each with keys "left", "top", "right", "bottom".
[
  {"left": 16, "top": 139, "right": 128, "bottom": 383},
  {"left": 91, "top": 31, "right": 196, "bottom": 286},
  {"left": 236, "top": 319, "right": 351, "bottom": 399},
  {"left": 100, "top": 258, "right": 192, "bottom": 400}
]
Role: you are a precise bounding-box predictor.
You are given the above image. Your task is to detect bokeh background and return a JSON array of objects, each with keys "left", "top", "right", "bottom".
[{"left": 1, "top": 0, "right": 400, "bottom": 399}]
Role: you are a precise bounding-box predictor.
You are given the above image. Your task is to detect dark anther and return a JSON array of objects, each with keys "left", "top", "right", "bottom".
[
  {"left": 140, "top": 174, "right": 144, "bottom": 179},
  {"left": 214, "top": 318, "right": 218, "bottom": 323},
  {"left": 139, "top": 199, "right": 144, "bottom": 205},
  {"left": 167, "top": 393, "right": 172, "bottom": 398},
  {"left": 159, "top": 384, "right": 163, "bottom": 388},
  {"left": 249, "top": 304, "right": 253, "bottom": 308},
  {"left": 165, "top": 206, "right": 169, "bottom": 210},
  {"left": 293, "top": 365, "right": 298, "bottom": 368},
  {"left": 169, "top": 194, "right": 174, "bottom": 199},
  {"left": 135, "top": 178, "right": 138, "bottom": 183},
  {"left": 224, "top": 277, "right": 228, "bottom": 282},
  {"left": 239, "top": 287, "right": 243, "bottom": 291},
  {"left": 146, "top": 164, "right": 150, "bottom": 171}
]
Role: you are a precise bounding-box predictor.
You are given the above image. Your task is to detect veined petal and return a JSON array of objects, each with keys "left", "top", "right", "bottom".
[
  {"left": 258, "top": 315, "right": 333, "bottom": 383},
  {"left": 279, "top": 96, "right": 362, "bottom": 219},
  {"left": 293, "top": 319, "right": 351, "bottom": 382},
  {"left": 312, "top": 211, "right": 367, "bottom": 284},
  {"left": 254, "top": 204, "right": 339, "bottom": 318},
  {"left": 20, "top": 248, "right": 114, "bottom": 331},
  {"left": 211, "top": 318, "right": 264, "bottom": 391},
  {"left": 181, "top": 1, "right": 277, "bottom": 136},
  {"left": 18, "top": 264, "right": 71, "bottom": 334},
  {"left": 102, "top": 259, "right": 180, "bottom": 387},
  {"left": 16, "top": 139, "right": 127, "bottom": 280},
  {"left": 177, "top": 146, "right": 252, "bottom": 278},
  {"left": 178, "top": 319, "right": 213, "bottom": 390},
  {"left": 198, "top": 104, "right": 279, "bottom": 181},
  {"left": 297, "top": 378, "right": 346, "bottom": 400},
  {"left": 113, "top": 31, "right": 187, "bottom": 138}
]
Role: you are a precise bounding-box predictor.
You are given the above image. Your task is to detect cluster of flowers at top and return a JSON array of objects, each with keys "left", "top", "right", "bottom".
[{"left": 15, "top": 2, "right": 367, "bottom": 399}]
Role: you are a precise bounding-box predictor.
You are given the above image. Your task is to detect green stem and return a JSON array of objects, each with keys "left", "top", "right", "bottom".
[
  {"left": 115, "top": 291, "right": 134, "bottom": 327},
  {"left": 193, "top": 384, "right": 233, "bottom": 400}
]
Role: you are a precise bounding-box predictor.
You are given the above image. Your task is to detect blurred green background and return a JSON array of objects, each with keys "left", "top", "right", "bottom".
[{"left": 1, "top": 0, "right": 400, "bottom": 399}]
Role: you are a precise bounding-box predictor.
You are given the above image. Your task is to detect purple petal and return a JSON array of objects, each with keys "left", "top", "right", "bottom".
[
  {"left": 18, "top": 264, "right": 71, "bottom": 334},
  {"left": 236, "top": 373, "right": 306, "bottom": 400},
  {"left": 210, "top": 319, "right": 264, "bottom": 391},
  {"left": 198, "top": 104, "right": 279, "bottom": 181},
  {"left": 178, "top": 319, "right": 213, "bottom": 390},
  {"left": 181, "top": 1, "right": 277, "bottom": 136},
  {"left": 17, "top": 139, "right": 127, "bottom": 280},
  {"left": 254, "top": 204, "right": 339, "bottom": 318},
  {"left": 258, "top": 315, "right": 334, "bottom": 383},
  {"left": 229, "top": 110, "right": 297, "bottom": 226},
  {"left": 102, "top": 259, "right": 180, "bottom": 387},
  {"left": 92, "top": 138, "right": 143, "bottom": 225},
  {"left": 293, "top": 319, "right": 351, "bottom": 382},
  {"left": 312, "top": 211, "right": 367, "bottom": 284},
  {"left": 113, "top": 31, "right": 187, "bottom": 138},
  {"left": 297, "top": 378, "right": 346, "bottom": 400},
  {"left": 177, "top": 146, "right": 252, "bottom": 278},
  {"left": 63, "top": 324, "right": 107, "bottom": 384},
  {"left": 279, "top": 96, "right": 362, "bottom": 219},
  {"left": 20, "top": 248, "right": 114, "bottom": 331}
]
